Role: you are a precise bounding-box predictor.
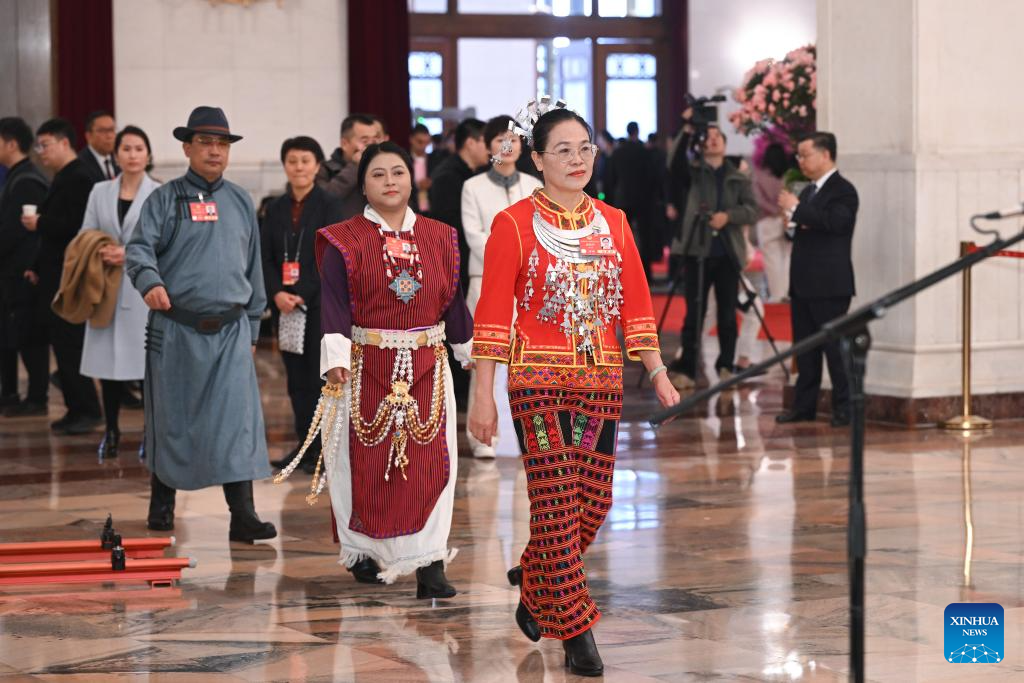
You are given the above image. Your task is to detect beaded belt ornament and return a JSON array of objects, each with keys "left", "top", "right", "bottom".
[{"left": 274, "top": 382, "right": 347, "bottom": 505}]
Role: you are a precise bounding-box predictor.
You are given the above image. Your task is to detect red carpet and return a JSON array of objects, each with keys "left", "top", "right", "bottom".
[{"left": 649, "top": 293, "right": 792, "bottom": 342}]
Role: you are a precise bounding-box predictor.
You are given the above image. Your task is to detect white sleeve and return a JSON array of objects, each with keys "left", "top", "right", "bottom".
[{"left": 320, "top": 333, "right": 352, "bottom": 379}]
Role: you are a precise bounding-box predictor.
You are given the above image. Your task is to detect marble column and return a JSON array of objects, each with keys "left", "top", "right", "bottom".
[
  {"left": 0, "top": 0, "right": 53, "bottom": 125},
  {"left": 817, "top": 0, "right": 1024, "bottom": 424}
]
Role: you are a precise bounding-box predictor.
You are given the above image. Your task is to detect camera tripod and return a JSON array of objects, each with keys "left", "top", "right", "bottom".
[{"left": 639, "top": 132, "right": 789, "bottom": 389}]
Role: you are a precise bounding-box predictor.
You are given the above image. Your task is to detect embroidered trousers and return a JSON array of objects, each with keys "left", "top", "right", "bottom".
[{"left": 509, "top": 382, "right": 622, "bottom": 640}]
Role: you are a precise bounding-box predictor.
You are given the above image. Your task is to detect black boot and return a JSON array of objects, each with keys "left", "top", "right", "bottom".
[
  {"left": 98, "top": 429, "right": 120, "bottom": 459},
  {"left": 516, "top": 601, "right": 541, "bottom": 642},
  {"left": 223, "top": 481, "right": 277, "bottom": 543},
  {"left": 349, "top": 557, "right": 385, "bottom": 584},
  {"left": 269, "top": 444, "right": 301, "bottom": 470},
  {"left": 415, "top": 559, "right": 456, "bottom": 599},
  {"left": 563, "top": 628, "right": 603, "bottom": 677},
  {"left": 147, "top": 472, "right": 176, "bottom": 531},
  {"left": 507, "top": 565, "right": 522, "bottom": 586}
]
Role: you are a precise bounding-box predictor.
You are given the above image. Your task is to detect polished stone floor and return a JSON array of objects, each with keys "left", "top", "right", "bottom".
[{"left": 1, "top": 343, "right": 1023, "bottom": 682}]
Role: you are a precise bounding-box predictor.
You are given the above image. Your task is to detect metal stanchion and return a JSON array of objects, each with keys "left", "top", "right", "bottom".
[{"left": 942, "top": 241, "right": 992, "bottom": 431}]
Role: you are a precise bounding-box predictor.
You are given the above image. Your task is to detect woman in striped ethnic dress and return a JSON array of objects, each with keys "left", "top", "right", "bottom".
[
  {"left": 468, "top": 103, "right": 680, "bottom": 676},
  {"left": 316, "top": 141, "right": 473, "bottom": 597}
]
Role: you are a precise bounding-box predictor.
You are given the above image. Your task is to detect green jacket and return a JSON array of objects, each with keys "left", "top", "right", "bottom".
[{"left": 671, "top": 159, "right": 757, "bottom": 267}]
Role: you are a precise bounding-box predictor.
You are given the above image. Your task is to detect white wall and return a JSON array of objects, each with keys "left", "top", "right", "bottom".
[
  {"left": 689, "top": 0, "right": 817, "bottom": 155},
  {"left": 818, "top": 0, "right": 1024, "bottom": 399},
  {"left": 113, "top": 0, "right": 348, "bottom": 199}
]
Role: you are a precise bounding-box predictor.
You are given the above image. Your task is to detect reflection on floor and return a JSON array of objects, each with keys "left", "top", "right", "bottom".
[{"left": 1, "top": 345, "right": 1022, "bottom": 682}]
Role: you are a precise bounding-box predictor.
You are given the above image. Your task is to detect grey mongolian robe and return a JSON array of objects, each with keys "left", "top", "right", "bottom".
[{"left": 126, "top": 168, "right": 271, "bottom": 490}]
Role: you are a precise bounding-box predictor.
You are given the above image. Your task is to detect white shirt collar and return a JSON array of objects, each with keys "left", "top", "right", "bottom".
[
  {"left": 364, "top": 205, "right": 417, "bottom": 233},
  {"left": 89, "top": 145, "right": 111, "bottom": 168},
  {"left": 814, "top": 167, "right": 838, "bottom": 191}
]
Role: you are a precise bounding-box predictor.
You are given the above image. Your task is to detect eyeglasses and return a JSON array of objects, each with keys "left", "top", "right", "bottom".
[
  {"left": 539, "top": 144, "right": 597, "bottom": 165},
  {"left": 33, "top": 140, "right": 55, "bottom": 154},
  {"left": 192, "top": 135, "right": 232, "bottom": 149}
]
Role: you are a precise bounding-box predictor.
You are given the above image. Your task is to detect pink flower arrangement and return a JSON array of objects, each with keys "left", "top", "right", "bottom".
[{"left": 729, "top": 44, "right": 816, "bottom": 138}]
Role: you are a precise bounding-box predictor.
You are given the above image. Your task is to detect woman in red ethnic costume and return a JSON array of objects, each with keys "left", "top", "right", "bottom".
[
  {"left": 468, "top": 101, "right": 680, "bottom": 676},
  {"left": 316, "top": 142, "right": 473, "bottom": 598}
]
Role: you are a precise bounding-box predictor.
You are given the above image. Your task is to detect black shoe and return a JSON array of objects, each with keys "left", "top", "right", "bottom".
[
  {"left": 516, "top": 601, "right": 541, "bottom": 642},
  {"left": 50, "top": 413, "right": 73, "bottom": 432},
  {"left": 269, "top": 445, "right": 301, "bottom": 470},
  {"left": 507, "top": 565, "right": 522, "bottom": 586},
  {"left": 63, "top": 414, "right": 103, "bottom": 435},
  {"left": 0, "top": 394, "right": 19, "bottom": 408},
  {"left": 4, "top": 400, "right": 47, "bottom": 417},
  {"left": 121, "top": 389, "right": 143, "bottom": 410},
  {"left": 349, "top": 557, "right": 385, "bottom": 584},
  {"left": 563, "top": 628, "right": 603, "bottom": 677},
  {"left": 98, "top": 429, "right": 120, "bottom": 459},
  {"left": 224, "top": 480, "right": 277, "bottom": 543},
  {"left": 775, "top": 411, "right": 816, "bottom": 424},
  {"left": 300, "top": 454, "right": 319, "bottom": 475},
  {"left": 147, "top": 472, "right": 176, "bottom": 531},
  {"left": 830, "top": 412, "right": 851, "bottom": 428},
  {"left": 415, "top": 560, "right": 456, "bottom": 599}
]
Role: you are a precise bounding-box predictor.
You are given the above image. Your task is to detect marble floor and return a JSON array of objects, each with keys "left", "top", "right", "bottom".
[{"left": 1, "top": 343, "right": 1023, "bottom": 682}]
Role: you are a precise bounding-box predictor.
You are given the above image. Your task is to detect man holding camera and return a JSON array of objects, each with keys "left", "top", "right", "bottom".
[{"left": 667, "top": 123, "right": 757, "bottom": 390}]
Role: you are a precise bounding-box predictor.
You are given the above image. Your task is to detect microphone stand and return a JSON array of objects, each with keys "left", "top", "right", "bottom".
[{"left": 649, "top": 224, "right": 1024, "bottom": 683}]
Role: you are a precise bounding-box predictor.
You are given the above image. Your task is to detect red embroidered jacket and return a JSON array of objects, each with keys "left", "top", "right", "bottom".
[{"left": 472, "top": 192, "right": 659, "bottom": 368}]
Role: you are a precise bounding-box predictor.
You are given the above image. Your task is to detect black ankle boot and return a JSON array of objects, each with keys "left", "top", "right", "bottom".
[
  {"left": 516, "top": 601, "right": 541, "bottom": 642},
  {"left": 507, "top": 565, "right": 522, "bottom": 586},
  {"left": 223, "top": 481, "right": 277, "bottom": 543},
  {"left": 98, "top": 429, "right": 120, "bottom": 459},
  {"left": 349, "top": 557, "right": 384, "bottom": 584},
  {"left": 147, "top": 472, "right": 176, "bottom": 531},
  {"left": 563, "top": 628, "right": 603, "bottom": 677},
  {"left": 415, "top": 560, "right": 456, "bottom": 599}
]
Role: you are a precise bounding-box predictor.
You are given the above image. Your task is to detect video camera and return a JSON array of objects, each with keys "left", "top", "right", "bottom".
[{"left": 685, "top": 93, "right": 726, "bottom": 130}]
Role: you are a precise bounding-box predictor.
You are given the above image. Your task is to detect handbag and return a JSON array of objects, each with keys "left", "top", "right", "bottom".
[{"left": 278, "top": 307, "right": 307, "bottom": 354}]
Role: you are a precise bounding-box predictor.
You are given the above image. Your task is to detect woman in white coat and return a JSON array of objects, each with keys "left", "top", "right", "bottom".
[
  {"left": 79, "top": 125, "right": 159, "bottom": 458},
  {"left": 461, "top": 115, "right": 542, "bottom": 458}
]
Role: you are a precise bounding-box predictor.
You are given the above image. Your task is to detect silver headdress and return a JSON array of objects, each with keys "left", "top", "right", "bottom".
[{"left": 492, "top": 95, "right": 572, "bottom": 165}]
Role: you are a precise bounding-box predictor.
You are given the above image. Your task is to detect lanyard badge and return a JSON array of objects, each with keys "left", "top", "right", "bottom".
[
  {"left": 385, "top": 236, "right": 414, "bottom": 260},
  {"left": 189, "top": 192, "right": 218, "bottom": 222},
  {"left": 282, "top": 261, "right": 300, "bottom": 286}
]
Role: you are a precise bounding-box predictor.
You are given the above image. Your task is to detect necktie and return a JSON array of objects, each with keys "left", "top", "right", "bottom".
[
  {"left": 104, "top": 158, "right": 114, "bottom": 179},
  {"left": 799, "top": 182, "right": 817, "bottom": 202}
]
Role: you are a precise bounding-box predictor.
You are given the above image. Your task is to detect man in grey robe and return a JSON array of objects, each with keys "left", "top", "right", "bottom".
[{"left": 126, "top": 106, "right": 275, "bottom": 543}]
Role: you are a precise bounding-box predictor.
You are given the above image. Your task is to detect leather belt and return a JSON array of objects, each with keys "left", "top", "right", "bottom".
[{"left": 157, "top": 305, "right": 245, "bottom": 334}]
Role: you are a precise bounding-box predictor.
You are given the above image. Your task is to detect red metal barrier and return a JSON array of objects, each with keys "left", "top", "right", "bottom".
[
  {"left": 0, "top": 537, "right": 174, "bottom": 564},
  {"left": 0, "top": 557, "right": 196, "bottom": 588}
]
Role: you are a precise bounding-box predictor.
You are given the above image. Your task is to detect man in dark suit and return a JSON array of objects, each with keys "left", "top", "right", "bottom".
[
  {"left": 0, "top": 117, "right": 50, "bottom": 417},
  {"left": 22, "top": 118, "right": 102, "bottom": 434},
  {"left": 606, "top": 121, "right": 656, "bottom": 278},
  {"left": 775, "top": 131, "right": 858, "bottom": 427},
  {"left": 77, "top": 110, "right": 119, "bottom": 184}
]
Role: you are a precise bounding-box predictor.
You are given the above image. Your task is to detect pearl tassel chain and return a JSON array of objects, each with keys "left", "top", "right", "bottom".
[{"left": 274, "top": 383, "right": 348, "bottom": 505}]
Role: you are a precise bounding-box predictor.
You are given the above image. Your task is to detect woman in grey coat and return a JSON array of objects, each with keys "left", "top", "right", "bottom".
[{"left": 79, "top": 126, "right": 159, "bottom": 458}]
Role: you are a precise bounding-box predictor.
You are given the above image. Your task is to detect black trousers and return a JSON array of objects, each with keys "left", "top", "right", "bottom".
[
  {"left": 790, "top": 295, "right": 852, "bottom": 417},
  {"left": 280, "top": 309, "right": 322, "bottom": 443},
  {"left": 47, "top": 309, "right": 100, "bottom": 419},
  {"left": 0, "top": 282, "right": 49, "bottom": 403},
  {"left": 678, "top": 255, "right": 739, "bottom": 378}
]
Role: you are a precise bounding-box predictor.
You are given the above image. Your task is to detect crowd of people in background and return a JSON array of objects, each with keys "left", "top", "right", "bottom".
[{"left": 0, "top": 104, "right": 856, "bottom": 463}]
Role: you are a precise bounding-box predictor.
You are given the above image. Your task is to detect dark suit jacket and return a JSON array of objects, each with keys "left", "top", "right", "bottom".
[
  {"left": 34, "top": 158, "right": 95, "bottom": 298},
  {"left": 607, "top": 139, "right": 652, "bottom": 210},
  {"left": 261, "top": 185, "right": 345, "bottom": 314},
  {"left": 77, "top": 147, "right": 120, "bottom": 185},
  {"left": 0, "top": 158, "right": 49, "bottom": 281},
  {"left": 789, "top": 171, "right": 858, "bottom": 299},
  {"left": 428, "top": 153, "right": 479, "bottom": 288}
]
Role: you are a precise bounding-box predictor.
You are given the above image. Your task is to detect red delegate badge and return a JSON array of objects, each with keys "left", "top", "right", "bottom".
[
  {"left": 189, "top": 201, "right": 218, "bottom": 222},
  {"left": 282, "top": 261, "right": 300, "bottom": 286},
  {"left": 579, "top": 233, "right": 617, "bottom": 256},
  {"left": 385, "top": 236, "right": 414, "bottom": 260}
]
